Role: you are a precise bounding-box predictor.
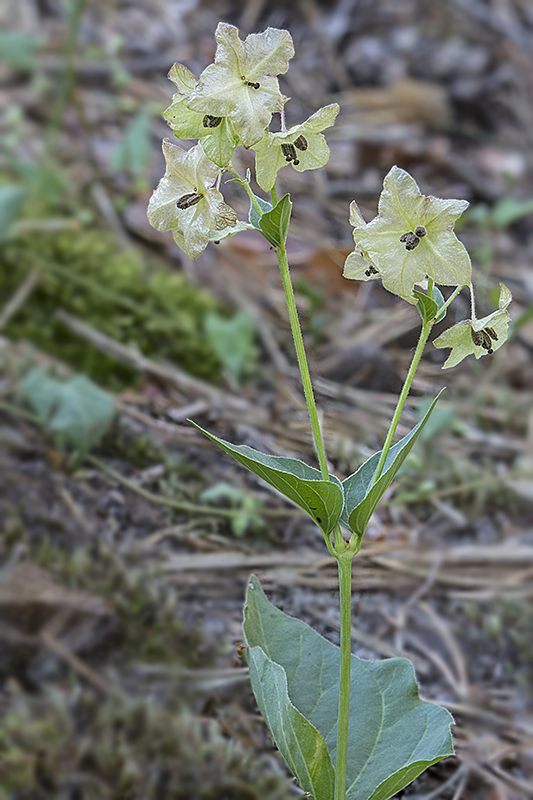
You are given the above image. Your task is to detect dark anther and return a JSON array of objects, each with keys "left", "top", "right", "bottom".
[
  {"left": 202, "top": 115, "right": 222, "bottom": 128},
  {"left": 399, "top": 231, "right": 420, "bottom": 250},
  {"left": 414, "top": 225, "right": 427, "bottom": 238},
  {"left": 281, "top": 143, "right": 298, "bottom": 163},
  {"left": 176, "top": 192, "right": 203, "bottom": 209},
  {"left": 241, "top": 76, "right": 260, "bottom": 89},
  {"left": 365, "top": 265, "right": 378, "bottom": 277},
  {"left": 471, "top": 329, "right": 485, "bottom": 347},
  {"left": 471, "top": 327, "right": 496, "bottom": 354},
  {"left": 294, "top": 135, "right": 308, "bottom": 151}
]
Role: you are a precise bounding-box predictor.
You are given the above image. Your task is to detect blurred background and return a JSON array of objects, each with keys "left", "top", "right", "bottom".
[{"left": 0, "top": 1, "right": 532, "bottom": 798}]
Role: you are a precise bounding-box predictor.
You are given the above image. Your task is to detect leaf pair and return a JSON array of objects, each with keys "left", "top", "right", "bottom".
[
  {"left": 193, "top": 392, "right": 442, "bottom": 540},
  {"left": 243, "top": 576, "right": 454, "bottom": 800}
]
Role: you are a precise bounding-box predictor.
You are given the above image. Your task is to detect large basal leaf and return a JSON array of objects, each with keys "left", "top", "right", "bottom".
[
  {"left": 243, "top": 576, "right": 454, "bottom": 800},
  {"left": 192, "top": 423, "right": 344, "bottom": 536},
  {"left": 247, "top": 646, "right": 335, "bottom": 800},
  {"left": 341, "top": 391, "right": 443, "bottom": 536}
]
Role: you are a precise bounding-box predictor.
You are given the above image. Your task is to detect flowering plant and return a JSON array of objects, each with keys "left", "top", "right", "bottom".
[{"left": 148, "top": 23, "right": 511, "bottom": 800}]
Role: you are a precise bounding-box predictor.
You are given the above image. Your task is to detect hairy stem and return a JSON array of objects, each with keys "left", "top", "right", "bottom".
[
  {"left": 275, "top": 242, "right": 329, "bottom": 479},
  {"left": 226, "top": 164, "right": 263, "bottom": 215},
  {"left": 335, "top": 552, "right": 355, "bottom": 800},
  {"left": 371, "top": 318, "right": 433, "bottom": 484}
]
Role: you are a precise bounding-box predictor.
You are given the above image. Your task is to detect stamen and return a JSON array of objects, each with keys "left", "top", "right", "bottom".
[
  {"left": 399, "top": 231, "right": 420, "bottom": 250},
  {"left": 294, "top": 135, "right": 308, "bottom": 151},
  {"left": 281, "top": 143, "right": 298, "bottom": 163},
  {"left": 202, "top": 115, "right": 222, "bottom": 128},
  {"left": 471, "top": 329, "right": 485, "bottom": 347},
  {"left": 176, "top": 192, "right": 203, "bottom": 209}
]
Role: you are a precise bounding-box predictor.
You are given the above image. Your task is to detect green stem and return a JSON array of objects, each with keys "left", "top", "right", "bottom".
[
  {"left": 226, "top": 164, "right": 263, "bottom": 216},
  {"left": 371, "top": 318, "right": 433, "bottom": 484},
  {"left": 275, "top": 242, "right": 329, "bottom": 480},
  {"left": 335, "top": 552, "right": 355, "bottom": 800},
  {"left": 371, "top": 282, "right": 465, "bottom": 487}
]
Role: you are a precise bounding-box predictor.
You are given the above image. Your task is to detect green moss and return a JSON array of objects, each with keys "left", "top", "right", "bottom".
[
  {"left": 0, "top": 688, "right": 295, "bottom": 799},
  {"left": 33, "top": 537, "right": 206, "bottom": 666},
  {"left": 0, "top": 228, "right": 223, "bottom": 389}
]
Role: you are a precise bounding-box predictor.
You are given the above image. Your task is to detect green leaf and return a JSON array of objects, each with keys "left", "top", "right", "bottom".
[
  {"left": 432, "top": 285, "right": 447, "bottom": 323},
  {"left": 0, "top": 185, "right": 27, "bottom": 241},
  {"left": 246, "top": 645, "right": 335, "bottom": 800},
  {"left": 491, "top": 196, "right": 533, "bottom": 228},
  {"left": 112, "top": 108, "right": 152, "bottom": 176},
  {"left": 243, "top": 576, "right": 454, "bottom": 800},
  {"left": 199, "top": 482, "right": 263, "bottom": 536},
  {"left": 19, "top": 368, "right": 61, "bottom": 423},
  {"left": 341, "top": 391, "right": 443, "bottom": 536},
  {"left": 258, "top": 193, "right": 292, "bottom": 247},
  {"left": 204, "top": 310, "right": 257, "bottom": 384},
  {"left": 413, "top": 285, "right": 446, "bottom": 324},
  {"left": 20, "top": 368, "right": 115, "bottom": 456},
  {"left": 248, "top": 192, "right": 273, "bottom": 230},
  {"left": 0, "top": 32, "right": 40, "bottom": 70},
  {"left": 412, "top": 290, "right": 438, "bottom": 324},
  {"left": 191, "top": 423, "right": 344, "bottom": 536}
]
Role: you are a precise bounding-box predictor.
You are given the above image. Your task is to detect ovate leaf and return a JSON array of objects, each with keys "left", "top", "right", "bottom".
[
  {"left": 341, "top": 392, "right": 443, "bottom": 536},
  {"left": 243, "top": 576, "right": 454, "bottom": 800},
  {"left": 20, "top": 368, "right": 115, "bottom": 456},
  {"left": 0, "top": 184, "right": 27, "bottom": 241},
  {"left": 20, "top": 368, "right": 61, "bottom": 423},
  {"left": 204, "top": 310, "right": 257, "bottom": 384},
  {"left": 192, "top": 423, "right": 344, "bottom": 536},
  {"left": 247, "top": 645, "right": 335, "bottom": 800},
  {"left": 413, "top": 285, "right": 447, "bottom": 324},
  {"left": 258, "top": 193, "right": 292, "bottom": 247},
  {"left": 248, "top": 192, "right": 273, "bottom": 230}
]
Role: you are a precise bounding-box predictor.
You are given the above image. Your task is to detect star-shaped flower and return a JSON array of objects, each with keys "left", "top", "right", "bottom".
[
  {"left": 147, "top": 140, "right": 240, "bottom": 259},
  {"left": 343, "top": 200, "right": 381, "bottom": 283},
  {"left": 163, "top": 63, "right": 239, "bottom": 168},
  {"left": 433, "top": 284, "right": 512, "bottom": 369},
  {"left": 345, "top": 166, "right": 472, "bottom": 303},
  {"left": 187, "top": 23, "right": 294, "bottom": 149},
  {"left": 252, "top": 103, "right": 340, "bottom": 191}
]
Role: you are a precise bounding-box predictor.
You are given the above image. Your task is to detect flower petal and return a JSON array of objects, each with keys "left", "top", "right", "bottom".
[
  {"left": 168, "top": 63, "right": 197, "bottom": 95},
  {"left": 352, "top": 166, "right": 471, "bottom": 301},
  {"left": 187, "top": 23, "right": 294, "bottom": 147},
  {"left": 434, "top": 284, "right": 512, "bottom": 368},
  {"left": 343, "top": 248, "right": 380, "bottom": 282}
]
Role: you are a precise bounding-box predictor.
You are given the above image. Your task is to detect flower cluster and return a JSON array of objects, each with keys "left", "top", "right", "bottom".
[{"left": 148, "top": 22, "right": 339, "bottom": 259}]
